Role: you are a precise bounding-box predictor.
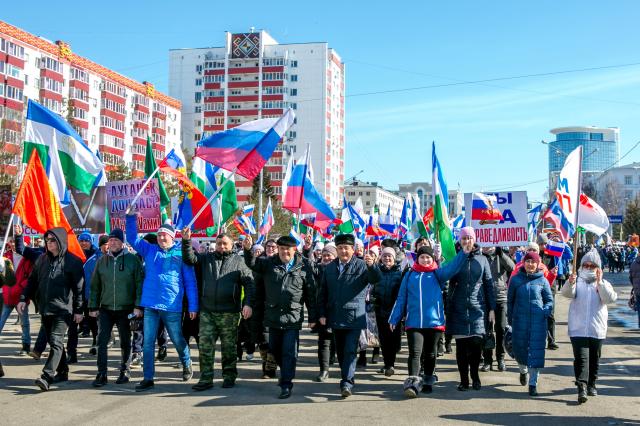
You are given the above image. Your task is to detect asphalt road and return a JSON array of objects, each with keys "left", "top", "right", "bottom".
[{"left": 1, "top": 272, "right": 638, "bottom": 425}]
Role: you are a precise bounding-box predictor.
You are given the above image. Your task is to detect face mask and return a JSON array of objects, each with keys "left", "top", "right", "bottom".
[{"left": 579, "top": 268, "right": 597, "bottom": 283}]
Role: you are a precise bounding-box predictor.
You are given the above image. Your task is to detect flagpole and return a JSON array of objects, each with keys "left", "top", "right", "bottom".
[
  {"left": 187, "top": 168, "right": 238, "bottom": 228},
  {"left": 572, "top": 147, "right": 584, "bottom": 273},
  {"left": 0, "top": 213, "right": 14, "bottom": 256},
  {"left": 125, "top": 166, "right": 160, "bottom": 215},
  {"left": 258, "top": 169, "right": 263, "bottom": 225}
]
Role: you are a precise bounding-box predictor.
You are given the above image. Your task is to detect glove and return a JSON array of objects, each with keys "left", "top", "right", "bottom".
[{"left": 433, "top": 243, "right": 442, "bottom": 260}]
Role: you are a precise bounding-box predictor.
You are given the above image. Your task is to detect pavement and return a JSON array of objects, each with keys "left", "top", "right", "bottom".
[{"left": 0, "top": 271, "right": 639, "bottom": 426}]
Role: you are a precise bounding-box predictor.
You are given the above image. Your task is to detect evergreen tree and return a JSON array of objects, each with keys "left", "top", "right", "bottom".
[
  {"left": 623, "top": 199, "right": 640, "bottom": 239},
  {"left": 106, "top": 163, "right": 133, "bottom": 182}
]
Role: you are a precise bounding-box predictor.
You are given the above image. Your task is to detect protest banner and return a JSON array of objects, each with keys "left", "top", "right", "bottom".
[
  {"left": 62, "top": 186, "right": 107, "bottom": 234},
  {"left": 463, "top": 191, "right": 528, "bottom": 247},
  {"left": 107, "top": 179, "right": 161, "bottom": 232}
]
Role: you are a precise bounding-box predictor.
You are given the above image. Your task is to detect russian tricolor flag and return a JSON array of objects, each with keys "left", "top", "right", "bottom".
[
  {"left": 544, "top": 240, "right": 565, "bottom": 257},
  {"left": 471, "top": 193, "right": 503, "bottom": 221},
  {"left": 542, "top": 199, "right": 575, "bottom": 242},
  {"left": 195, "top": 109, "right": 295, "bottom": 180},
  {"left": 259, "top": 199, "right": 275, "bottom": 236}
]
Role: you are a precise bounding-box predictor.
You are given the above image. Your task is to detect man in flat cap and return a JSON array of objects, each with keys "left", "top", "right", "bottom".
[
  {"left": 242, "top": 234, "right": 316, "bottom": 400},
  {"left": 318, "top": 233, "right": 381, "bottom": 398}
]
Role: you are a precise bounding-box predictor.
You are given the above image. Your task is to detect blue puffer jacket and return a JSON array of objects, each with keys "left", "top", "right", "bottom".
[
  {"left": 389, "top": 250, "right": 466, "bottom": 329},
  {"left": 83, "top": 250, "right": 103, "bottom": 302},
  {"left": 446, "top": 246, "right": 496, "bottom": 336},
  {"left": 126, "top": 215, "right": 198, "bottom": 313},
  {"left": 507, "top": 268, "right": 553, "bottom": 368}
]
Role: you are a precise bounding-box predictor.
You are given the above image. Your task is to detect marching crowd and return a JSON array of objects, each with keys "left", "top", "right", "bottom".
[{"left": 0, "top": 217, "right": 632, "bottom": 405}]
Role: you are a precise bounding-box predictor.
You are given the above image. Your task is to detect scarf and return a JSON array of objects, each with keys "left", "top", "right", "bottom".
[{"left": 412, "top": 262, "right": 438, "bottom": 273}]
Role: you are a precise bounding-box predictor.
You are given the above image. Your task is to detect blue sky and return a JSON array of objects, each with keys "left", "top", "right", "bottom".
[{"left": 5, "top": 1, "right": 640, "bottom": 202}]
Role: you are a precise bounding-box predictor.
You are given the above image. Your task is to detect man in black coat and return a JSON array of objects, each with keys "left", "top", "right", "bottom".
[
  {"left": 18, "top": 228, "right": 84, "bottom": 391},
  {"left": 243, "top": 234, "right": 317, "bottom": 399},
  {"left": 318, "top": 233, "right": 381, "bottom": 398}
]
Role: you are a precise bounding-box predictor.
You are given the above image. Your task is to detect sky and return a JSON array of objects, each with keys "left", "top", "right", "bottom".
[{"left": 5, "top": 0, "right": 640, "bottom": 203}]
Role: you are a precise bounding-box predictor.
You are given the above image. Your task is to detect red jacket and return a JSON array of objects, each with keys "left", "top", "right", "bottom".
[{"left": 2, "top": 253, "right": 33, "bottom": 306}]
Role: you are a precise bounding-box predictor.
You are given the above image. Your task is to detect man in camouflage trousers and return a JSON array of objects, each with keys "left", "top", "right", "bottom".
[{"left": 182, "top": 229, "right": 254, "bottom": 390}]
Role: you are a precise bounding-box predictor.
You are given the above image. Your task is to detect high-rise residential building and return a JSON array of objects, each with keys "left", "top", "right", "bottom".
[
  {"left": 344, "top": 180, "right": 404, "bottom": 218},
  {"left": 547, "top": 126, "right": 619, "bottom": 195},
  {"left": 169, "top": 30, "right": 345, "bottom": 207},
  {"left": 0, "top": 20, "right": 182, "bottom": 178}
]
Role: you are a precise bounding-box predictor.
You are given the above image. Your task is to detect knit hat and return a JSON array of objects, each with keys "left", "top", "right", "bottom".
[
  {"left": 108, "top": 228, "right": 124, "bottom": 243},
  {"left": 416, "top": 246, "right": 435, "bottom": 259},
  {"left": 313, "top": 242, "right": 325, "bottom": 251},
  {"left": 381, "top": 247, "right": 396, "bottom": 258},
  {"left": 335, "top": 234, "right": 355, "bottom": 246},
  {"left": 98, "top": 234, "right": 110, "bottom": 246},
  {"left": 369, "top": 246, "right": 380, "bottom": 257},
  {"left": 523, "top": 251, "right": 541, "bottom": 264},
  {"left": 526, "top": 242, "right": 540, "bottom": 252},
  {"left": 78, "top": 231, "right": 92, "bottom": 242},
  {"left": 580, "top": 248, "right": 602, "bottom": 268},
  {"left": 157, "top": 223, "right": 175, "bottom": 238},
  {"left": 459, "top": 226, "right": 475, "bottom": 239},
  {"left": 252, "top": 244, "right": 264, "bottom": 254},
  {"left": 322, "top": 244, "right": 338, "bottom": 258},
  {"left": 537, "top": 233, "right": 549, "bottom": 245}
]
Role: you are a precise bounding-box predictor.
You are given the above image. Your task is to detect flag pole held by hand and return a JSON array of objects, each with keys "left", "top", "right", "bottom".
[{"left": 186, "top": 168, "right": 237, "bottom": 229}]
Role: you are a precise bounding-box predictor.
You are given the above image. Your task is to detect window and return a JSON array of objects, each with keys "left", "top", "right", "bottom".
[
  {"left": 195, "top": 106, "right": 202, "bottom": 113},
  {"left": 101, "top": 98, "right": 126, "bottom": 115},
  {"left": 102, "top": 81, "right": 127, "bottom": 98},
  {"left": 6, "top": 41, "right": 25, "bottom": 59},
  {"left": 72, "top": 108, "right": 87, "bottom": 120},
  {"left": 290, "top": 60, "right": 298, "bottom": 68},
  {"left": 230, "top": 76, "right": 241, "bottom": 81},
  {"left": 41, "top": 97, "right": 62, "bottom": 113},
  {"left": 263, "top": 72, "right": 288, "bottom": 81},
  {"left": 263, "top": 86, "right": 289, "bottom": 95},
  {"left": 133, "top": 111, "right": 149, "bottom": 122},
  {"left": 195, "top": 78, "right": 202, "bottom": 86},
  {"left": 153, "top": 103, "right": 167, "bottom": 114},
  {"left": 133, "top": 94, "right": 150, "bottom": 107},
  {"left": 625, "top": 175, "right": 633, "bottom": 185},
  {"left": 70, "top": 67, "right": 89, "bottom": 83},
  {"left": 204, "top": 89, "right": 224, "bottom": 97},
  {"left": 290, "top": 88, "right": 297, "bottom": 96},
  {"left": 203, "top": 75, "right": 224, "bottom": 83},
  {"left": 590, "top": 133, "right": 603, "bottom": 141},
  {"left": 290, "top": 74, "right": 298, "bottom": 82},
  {"left": 5, "top": 85, "right": 23, "bottom": 101},
  {"left": 194, "top": 92, "right": 202, "bottom": 103},
  {"left": 69, "top": 87, "right": 88, "bottom": 102},
  {"left": 196, "top": 65, "right": 203, "bottom": 73},
  {"left": 263, "top": 58, "right": 286, "bottom": 66},
  {"left": 230, "top": 90, "right": 242, "bottom": 95},
  {"left": 100, "top": 116, "right": 125, "bottom": 132}
]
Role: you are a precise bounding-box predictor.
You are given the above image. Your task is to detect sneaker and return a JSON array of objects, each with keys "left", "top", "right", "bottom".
[
  {"left": 130, "top": 353, "right": 142, "bottom": 368},
  {"left": 157, "top": 346, "right": 167, "bottom": 361},
  {"left": 315, "top": 371, "right": 329, "bottom": 382},
  {"left": 17, "top": 344, "right": 30, "bottom": 356},
  {"left": 437, "top": 341, "right": 445, "bottom": 357},
  {"left": 89, "top": 346, "right": 97, "bottom": 356},
  {"left": 547, "top": 342, "right": 559, "bottom": 350},
  {"left": 135, "top": 379, "right": 155, "bottom": 392},
  {"left": 403, "top": 386, "right": 418, "bottom": 398},
  {"left": 519, "top": 373, "right": 528, "bottom": 386},
  {"left": 480, "top": 363, "right": 491, "bottom": 372},
  {"left": 29, "top": 351, "right": 42, "bottom": 361},
  {"left": 53, "top": 372, "right": 68, "bottom": 383},
  {"left": 278, "top": 387, "right": 292, "bottom": 399},
  {"left": 577, "top": 382, "right": 588, "bottom": 404},
  {"left": 192, "top": 381, "right": 213, "bottom": 391},
  {"left": 376, "top": 367, "right": 386, "bottom": 374},
  {"left": 528, "top": 385, "right": 538, "bottom": 396},
  {"left": 222, "top": 378, "right": 235, "bottom": 388},
  {"left": 341, "top": 386, "right": 352, "bottom": 398},
  {"left": 246, "top": 353, "right": 254, "bottom": 361},
  {"left": 385, "top": 367, "right": 395, "bottom": 377},
  {"left": 371, "top": 354, "right": 380, "bottom": 364},
  {"left": 457, "top": 383, "right": 469, "bottom": 391},
  {"left": 92, "top": 373, "right": 107, "bottom": 387},
  {"left": 107, "top": 339, "right": 116, "bottom": 349},
  {"left": 587, "top": 385, "right": 597, "bottom": 397},
  {"left": 182, "top": 364, "right": 193, "bottom": 381},
  {"left": 115, "top": 370, "right": 130, "bottom": 385},
  {"left": 497, "top": 360, "right": 506, "bottom": 372},
  {"left": 35, "top": 376, "right": 50, "bottom": 391}
]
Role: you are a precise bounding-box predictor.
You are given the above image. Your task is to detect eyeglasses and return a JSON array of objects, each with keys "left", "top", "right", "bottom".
[
  {"left": 45, "top": 238, "right": 57, "bottom": 243},
  {"left": 582, "top": 263, "right": 598, "bottom": 270}
]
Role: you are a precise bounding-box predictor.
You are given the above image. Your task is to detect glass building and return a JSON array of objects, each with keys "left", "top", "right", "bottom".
[{"left": 547, "top": 126, "right": 619, "bottom": 195}]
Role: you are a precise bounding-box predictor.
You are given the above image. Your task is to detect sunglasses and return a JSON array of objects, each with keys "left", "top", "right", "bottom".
[
  {"left": 582, "top": 263, "right": 598, "bottom": 270},
  {"left": 45, "top": 238, "right": 57, "bottom": 243}
]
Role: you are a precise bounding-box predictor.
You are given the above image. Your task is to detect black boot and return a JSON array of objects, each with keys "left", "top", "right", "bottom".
[
  {"left": 577, "top": 382, "right": 588, "bottom": 404},
  {"left": 587, "top": 384, "right": 597, "bottom": 396},
  {"left": 115, "top": 369, "right": 130, "bottom": 385},
  {"left": 356, "top": 351, "right": 367, "bottom": 367},
  {"left": 92, "top": 372, "right": 108, "bottom": 387}
]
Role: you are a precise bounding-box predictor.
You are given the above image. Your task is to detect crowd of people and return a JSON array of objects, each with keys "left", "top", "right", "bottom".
[{"left": 0, "top": 218, "right": 629, "bottom": 405}]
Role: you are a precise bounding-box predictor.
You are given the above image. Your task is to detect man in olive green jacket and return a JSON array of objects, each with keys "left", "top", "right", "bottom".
[{"left": 88, "top": 228, "right": 143, "bottom": 387}]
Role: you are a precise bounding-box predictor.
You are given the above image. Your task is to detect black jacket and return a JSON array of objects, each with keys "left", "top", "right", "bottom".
[
  {"left": 372, "top": 263, "right": 402, "bottom": 318},
  {"left": 483, "top": 248, "right": 515, "bottom": 304},
  {"left": 183, "top": 240, "right": 254, "bottom": 313},
  {"left": 318, "top": 256, "right": 382, "bottom": 330},
  {"left": 447, "top": 245, "right": 496, "bottom": 336},
  {"left": 244, "top": 250, "right": 317, "bottom": 330},
  {"left": 21, "top": 228, "right": 84, "bottom": 316}
]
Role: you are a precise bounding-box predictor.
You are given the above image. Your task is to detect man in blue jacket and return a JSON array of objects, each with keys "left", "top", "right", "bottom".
[
  {"left": 126, "top": 214, "right": 199, "bottom": 392},
  {"left": 318, "top": 233, "right": 381, "bottom": 398}
]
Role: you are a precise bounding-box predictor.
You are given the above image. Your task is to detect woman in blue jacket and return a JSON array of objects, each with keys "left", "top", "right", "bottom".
[
  {"left": 507, "top": 251, "right": 553, "bottom": 397},
  {"left": 389, "top": 245, "right": 467, "bottom": 397}
]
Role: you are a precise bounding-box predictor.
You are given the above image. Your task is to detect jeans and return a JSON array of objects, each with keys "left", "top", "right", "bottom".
[
  {"left": 377, "top": 313, "right": 401, "bottom": 369},
  {"left": 97, "top": 309, "right": 131, "bottom": 374},
  {"left": 483, "top": 302, "right": 507, "bottom": 364},
  {"left": 518, "top": 364, "right": 540, "bottom": 386},
  {"left": 269, "top": 328, "right": 299, "bottom": 390},
  {"left": 41, "top": 314, "right": 71, "bottom": 380},
  {"left": 455, "top": 336, "right": 483, "bottom": 385},
  {"left": 407, "top": 328, "right": 442, "bottom": 377},
  {"left": 317, "top": 326, "right": 335, "bottom": 372},
  {"left": 143, "top": 308, "right": 191, "bottom": 381},
  {"left": 34, "top": 324, "right": 48, "bottom": 354},
  {"left": 570, "top": 337, "right": 603, "bottom": 386},
  {"left": 0, "top": 304, "right": 31, "bottom": 346},
  {"left": 333, "top": 328, "right": 361, "bottom": 389}
]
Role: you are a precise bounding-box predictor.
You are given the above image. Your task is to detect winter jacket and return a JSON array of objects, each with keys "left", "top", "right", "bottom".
[
  {"left": 389, "top": 250, "right": 466, "bottom": 329},
  {"left": 561, "top": 275, "right": 617, "bottom": 339},
  {"left": 88, "top": 248, "right": 144, "bottom": 312},
  {"left": 125, "top": 214, "right": 198, "bottom": 313},
  {"left": 318, "top": 256, "right": 382, "bottom": 330},
  {"left": 372, "top": 263, "right": 403, "bottom": 319},
  {"left": 183, "top": 239, "right": 254, "bottom": 313},
  {"left": 20, "top": 228, "right": 84, "bottom": 316},
  {"left": 83, "top": 250, "right": 103, "bottom": 302},
  {"left": 0, "top": 257, "right": 17, "bottom": 305},
  {"left": 629, "top": 257, "right": 640, "bottom": 309},
  {"left": 507, "top": 268, "right": 553, "bottom": 368},
  {"left": 510, "top": 261, "right": 557, "bottom": 290},
  {"left": 7, "top": 236, "right": 40, "bottom": 307},
  {"left": 483, "top": 248, "right": 515, "bottom": 305},
  {"left": 446, "top": 246, "right": 496, "bottom": 336},
  {"left": 244, "top": 250, "right": 316, "bottom": 330},
  {"left": 556, "top": 245, "right": 574, "bottom": 278}
]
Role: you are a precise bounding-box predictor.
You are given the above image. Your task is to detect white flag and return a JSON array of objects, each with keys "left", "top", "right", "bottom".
[
  {"left": 555, "top": 146, "right": 582, "bottom": 227},
  {"left": 578, "top": 194, "right": 609, "bottom": 236}
]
